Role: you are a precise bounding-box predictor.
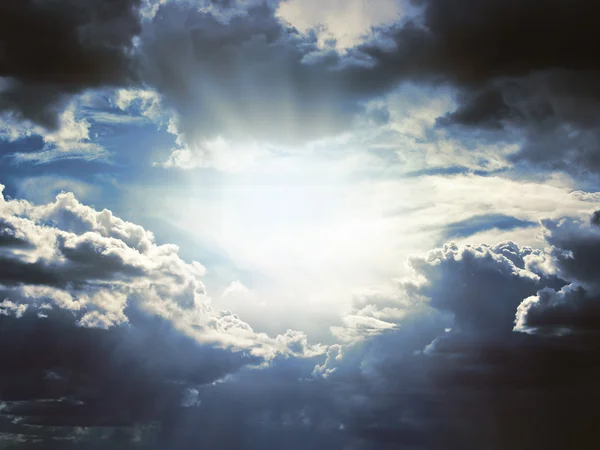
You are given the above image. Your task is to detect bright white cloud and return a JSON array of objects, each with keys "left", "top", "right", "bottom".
[
  {"left": 0, "top": 184, "right": 323, "bottom": 358},
  {"left": 114, "top": 88, "right": 164, "bottom": 121},
  {"left": 127, "top": 148, "right": 600, "bottom": 341},
  {"left": 277, "top": 0, "right": 407, "bottom": 49}
]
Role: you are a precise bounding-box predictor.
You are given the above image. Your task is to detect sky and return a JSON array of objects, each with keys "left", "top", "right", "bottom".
[{"left": 1, "top": 0, "right": 600, "bottom": 448}]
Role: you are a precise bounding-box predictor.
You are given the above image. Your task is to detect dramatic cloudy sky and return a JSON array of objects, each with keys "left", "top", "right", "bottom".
[{"left": 2, "top": 0, "right": 600, "bottom": 448}]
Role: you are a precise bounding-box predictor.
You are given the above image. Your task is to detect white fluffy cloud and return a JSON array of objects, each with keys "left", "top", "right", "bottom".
[{"left": 0, "top": 184, "right": 322, "bottom": 358}]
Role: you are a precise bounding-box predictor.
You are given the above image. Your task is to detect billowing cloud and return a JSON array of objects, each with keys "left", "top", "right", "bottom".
[
  {"left": 3, "top": 0, "right": 600, "bottom": 173},
  {"left": 316, "top": 210, "right": 600, "bottom": 450},
  {"left": 514, "top": 212, "right": 600, "bottom": 335},
  {"left": 137, "top": 0, "right": 600, "bottom": 172},
  {"left": 0, "top": 184, "right": 331, "bottom": 447},
  {"left": 356, "top": 0, "right": 600, "bottom": 173},
  {"left": 0, "top": 184, "right": 325, "bottom": 352},
  {"left": 2, "top": 185, "right": 600, "bottom": 448},
  {"left": 402, "top": 241, "right": 553, "bottom": 335}
]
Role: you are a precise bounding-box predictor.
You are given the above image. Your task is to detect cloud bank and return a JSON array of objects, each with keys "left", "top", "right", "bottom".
[
  {"left": 2, "top": 0, "right": 600, "bottom": 173},
  {"left": 0, "top": 185, "right": 600, "bottom": 448}
]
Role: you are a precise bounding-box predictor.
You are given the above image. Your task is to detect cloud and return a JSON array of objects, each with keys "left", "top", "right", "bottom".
[
  {"left": 0, "top": 184, "right": 324, "bottom": 355},
  {"left": 3, "top": 0, "right": 599, "bottom": 175},
  {"left": 354, "top": 0, "right": 600, "bottom": 173},
  {"left": 159, "top": 136, "right": 273, "bottom": 172},
  {"left": 136, "top": 2, "right": 374, "bottom": 147},
  {"left": 0, "top": 308, "right": 256, "bottom": 433},
  {"left": 0, "top": 183, "right": 338, "bottom": 447},
  {"left": 1, "top": 106, "right": 109, "bottom": 163},
  {"left": 0, "top": 0, "right": 143, "bottom": 129},
  {"left": 223, "top": 280, "right": 250, "bottom": 298},
  {"left": 3, "top": 185, "right": 600, "bottom": 448},
  {"left": 514, "top": 212, "right": 600, "bottom": 335},
  {"left": 359, "top": 0, "right": 600, "bottom": 99},
  {"left": 134, "top": 0, "right": 600, "bottom": 173},
  {"left": 391, "top": 213, "right": 600, "bottom": 340},
  {"left": 540, "top": 214, "right": 600, "bottom": 289},
  {"left": 315, "top": 210, "right": 600, "bottom": 449},
  {"left": 276, "top": 0, "right": 406, "bottom": 49},
  {"left": 330, "top": 313, "right": 397, "bottom": 343},
  {"left": 4, "top": 2, "right": 600, "bottom": 447},
  {"left": 515, "top": 284, "right": 600, "bottom": 335},
  {"left": 441, "top": 213, "right": 538, "bottom": 240},
  {"left": 114, "top": 88, "right": 163, "bottom": 122},
  {"left": 401, "top": 241, "right": 559, "bottom": 335}
]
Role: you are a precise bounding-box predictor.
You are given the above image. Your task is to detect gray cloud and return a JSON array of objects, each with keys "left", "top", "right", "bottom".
[
  {"left": 3, "top": 187, "right": 600, "bottom": 448},
  {"left": 369, "top": 0, "right": 600, "bottom": 173},
  {"left": 516, "top": 285, "right": 600, "bottom": 335},
  {"left": 137, "top": 3, "right": 375, "bottom": 146},
  {"left": 1, "top": 0, "right": 390, "bottom": 145},
  {"left": 0, "top": 307, "right": 256, "bottom": 441},
  {"left": 3, "top": 0, "right": 600, "bottom": 174},
  {"left": 321, "top": 213, "right": 600, "bottom": 450},
  {"left": 441, "top": 213, "right": 538, "bottom": 240},
  {"left": 514, "top": 211, "right": 600, "bottom": 335},
  {"left": 403, "top": 241, "right": 556, "bottom": 335},
  {"left": 0, "top": 0, "right": 143, "bottom": 129}
]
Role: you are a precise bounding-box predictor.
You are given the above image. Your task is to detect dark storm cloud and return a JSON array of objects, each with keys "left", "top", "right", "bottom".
[
  {"left": 356, "top": 0, "right": 600, "bottom": 173},
  {"left": 0, "top": 306, "right": 256, "bottom": 444},
  {"left": 0, "top": 307, "right": 354, "bottom": 449},
  {"left": 401, "top": 213, "right": 600, "bottom": 341},
  {"left": 3, "top": 0, "right": 600, "bottom": 169},
  {"left": 0, "top": 0, "right": 142, "bottom": 128},
  {"left": 419, "top": 331, "right": 600, "bottom": 450},
  {"left": 133, "top": 0, "right": 600, "bottom": 168},
  {"left": 376, "top": 0, "right": 600, "bottom": 86},
  {"left": 413, "top": 215, "right": 600, "bottom": 448},
  {"left": 2, "top": 0, "right": 383, "bottom": 144}
]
